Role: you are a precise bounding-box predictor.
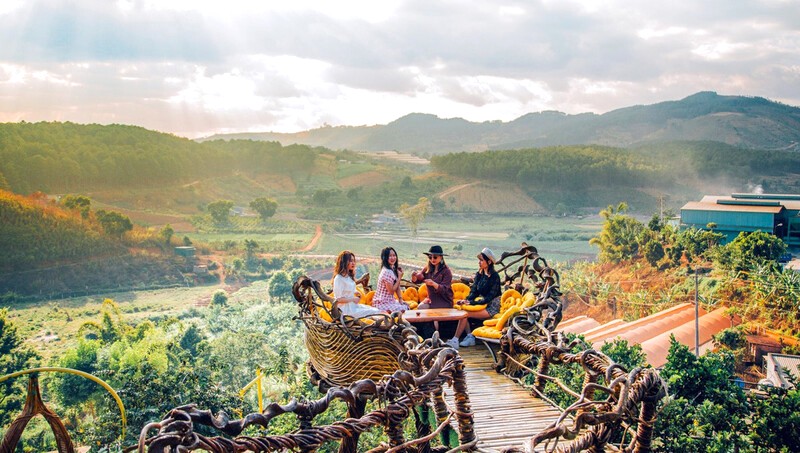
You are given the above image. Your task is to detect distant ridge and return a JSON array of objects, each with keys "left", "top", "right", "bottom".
[{"left": 199, "top": 92, "right": 800, "bottom": 154}]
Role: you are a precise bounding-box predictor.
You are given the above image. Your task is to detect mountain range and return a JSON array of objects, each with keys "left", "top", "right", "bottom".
[{"left": 200, "top": 92, "right": 800, "bottom": 154}]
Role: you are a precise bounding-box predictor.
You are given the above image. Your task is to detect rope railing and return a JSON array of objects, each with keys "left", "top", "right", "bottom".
[
  {"left": 131, "top": 274, "right": 477, "bottom": 452},
  {"left": 2, "top": 245, "right": 666, "bottom": 453},
  {"left": 482, "top": 245, "right": 667, "bottom": 453}
]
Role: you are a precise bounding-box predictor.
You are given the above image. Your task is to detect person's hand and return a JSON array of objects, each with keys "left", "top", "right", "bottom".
[{"left": 397, "top": 267, "right": 404, "bottom": 277}]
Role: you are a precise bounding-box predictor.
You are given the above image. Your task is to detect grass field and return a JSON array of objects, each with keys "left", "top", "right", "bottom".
[
  {"left": 311, "top": 213, "right": 601, "bottom": 273},
  {"left": 7, "top": 213, "right": 602, "bottom": 362},
  {"left": 7, "top": 285, "right": 226, "bottom": 363}
]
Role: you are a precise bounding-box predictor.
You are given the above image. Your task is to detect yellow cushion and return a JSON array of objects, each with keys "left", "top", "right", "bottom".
[
  {"left": 317, "top": 301, "right": 333, "bottom": 322},
  {"left": 418, "top": 284, "right": 428, "bottom": 300},
  {"left": 402, "top": 287, "right": 419, "bottom": 302},
  {"left": 473, "top": 326, "right": 502, "bottom": 339},
  {"left": 361, "top": 291, "right": 375, "bottom": 306}
]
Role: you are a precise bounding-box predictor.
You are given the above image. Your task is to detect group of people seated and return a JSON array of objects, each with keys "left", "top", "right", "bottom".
[{"left": 331, "top": 244, "right": 502, "bottom": 350}]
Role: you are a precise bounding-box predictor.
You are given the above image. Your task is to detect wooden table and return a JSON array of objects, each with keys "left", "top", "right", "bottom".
[{"left": 402, "top": 308, "right": 467, "bottom": 323}]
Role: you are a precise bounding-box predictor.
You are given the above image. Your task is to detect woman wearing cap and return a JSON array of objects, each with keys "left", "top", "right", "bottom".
[
  {"left": 332, "top": 250, "right": 382, "bottom": 318},
  {"left": 453, "top": 247, "right": 502, "bottom": 347},
  {"left": 372, "top": 246, "right": 409, "bottom": 313}
]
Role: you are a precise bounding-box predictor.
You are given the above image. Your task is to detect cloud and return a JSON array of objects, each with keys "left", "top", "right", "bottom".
[{"left": 0, "top": 0, "right": 798, "bottom": 137}]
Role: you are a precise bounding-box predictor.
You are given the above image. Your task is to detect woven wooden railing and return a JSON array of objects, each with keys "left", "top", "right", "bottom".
[
  {"left": 133, "top": 276, "right": 476, "bottom": 452},
  {"left": 292, "top": 275, "right": 420, "bottom": 390},
  {"left": 486, "top": 250, "right": 667, "bottom": 453},
  {"left": 134, "top": 340, "right": 476, "bottom": 452}
]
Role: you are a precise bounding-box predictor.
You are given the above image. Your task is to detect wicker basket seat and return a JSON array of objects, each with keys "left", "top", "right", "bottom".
[{"left": 292, "top": 276, "right": 419, "bottom": 389}]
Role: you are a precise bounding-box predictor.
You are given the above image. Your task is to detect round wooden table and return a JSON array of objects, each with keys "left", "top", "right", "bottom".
[{"left": 402, "top": 308, "right": 467, "bottom": 323}]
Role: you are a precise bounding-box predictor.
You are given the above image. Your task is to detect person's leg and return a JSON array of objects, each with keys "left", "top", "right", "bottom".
[
  {"left": 453, "top": 318, "right": 468, "bottom": 338},
  {"left": 460, "top": 310, "right": 489, "bottom": 347}
]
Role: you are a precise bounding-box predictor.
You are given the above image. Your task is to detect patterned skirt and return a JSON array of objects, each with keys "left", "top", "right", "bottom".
[{"left": 485, "top": 296, "right": 502, "bottom": 317}]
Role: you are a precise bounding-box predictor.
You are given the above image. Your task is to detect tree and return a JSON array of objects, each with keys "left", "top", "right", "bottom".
[
  {"left": 60, "top": 194, "right": 92, "bottom": 219},
  {"left": 720, "top": 230, "right": 788, "bottom": 271},
  {"left": 589, "top": 203, "right": 644, "bottom": 263},
  {"left": 95, "top": 209, "right": 133, "bottom": 238},
  {"left": 346, "top": 187, "right": 362, "bottom": 201},
  {"left": 654, "top": 336, "right": 750, "bottom": 452},
  {"left": 268, "top": 271, "right": 293, "bottom": 301},
  {"left": 0, "top": 309, "right": 40, "bottom": 428},
  {"left": 599, "top": 338, "right": 647, "bottom": 369},
  {"left": 51, "top": 339, "right": 101, "bottom": 407},
  {"left": 712, "top": 327, "right": 746, "bottom": 350},
  {"left": 180, "top": 323, "right": 207, "bottom": 357},
  {"left": 211, "top": 290, "right": 228, "bottom": 306},
  {"left": 749, "top": 383, "right": 800, "bottom": 452},
  {"left": 78, "top": 299, "right": 126, "bottom": 343},
  {"left": 159, "top": 224, "right": 174, "bottom": 245},
  {"left": 250, "top": 197, "right": 278, "bottom": 220},
  {"left": 400, "top": 197, "right": 432, "bottom": 240},
  {"left": 642, "top": 240, "right": 665, "bottom": 267},
  {"left": 207, "top": 200, "right": 234, "bottom": 224},
  {"left": 311, "top": 189, "right": 339, "bottom": 205},
  {"left": 244, "top": 239, "right": 259, "bottom": 268}
]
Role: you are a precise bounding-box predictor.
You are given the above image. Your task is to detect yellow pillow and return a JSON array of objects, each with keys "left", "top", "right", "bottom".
[
  {"left": 402, "top": 287, "right": 419, "bottom": 302},
  {"left": 361, "top": 291, "right": 375, "bottom": 306},
  {"left": 418, "top": 284, "right": 428, "bottom": 300}
]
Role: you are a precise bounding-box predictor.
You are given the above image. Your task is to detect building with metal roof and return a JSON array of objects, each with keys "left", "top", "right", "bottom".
[
  {"left": 763, "top": 353, "right": 800, "bottom": 388},
  {"left": 680, "top": 193, "right": 800, "bottom": 246},
  {"left": 562, "top": 304, "right": 738, "bottom": 368},
  {"left": 639, "top": 307, "right": 737, "bottom": 368}
]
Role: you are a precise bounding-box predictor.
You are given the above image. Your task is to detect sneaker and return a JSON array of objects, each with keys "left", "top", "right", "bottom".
[
  {"left": 459, "top": 333, "right": 476, "bottom": 347},
  {"left": 445, "top": 337, "right": 460, "bottom": 350}
]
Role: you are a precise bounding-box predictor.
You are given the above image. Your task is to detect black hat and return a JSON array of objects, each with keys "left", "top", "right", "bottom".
[{"left": 422, "top": 245, "right": 448, "bottom": 256}]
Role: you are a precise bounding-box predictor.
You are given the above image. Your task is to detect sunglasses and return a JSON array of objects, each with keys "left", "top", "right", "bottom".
[{"left": 428, "top": 255, "right": 441, "bottom": 260}]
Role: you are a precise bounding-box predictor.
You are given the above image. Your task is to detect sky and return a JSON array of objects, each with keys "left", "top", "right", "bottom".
[{"left": 0, "top": 0, "right": 798, "bottom": 139}]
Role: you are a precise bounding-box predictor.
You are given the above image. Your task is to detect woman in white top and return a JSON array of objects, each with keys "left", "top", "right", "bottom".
[{"left": 332, "top": 250, "right": 381, "bottom": 318}]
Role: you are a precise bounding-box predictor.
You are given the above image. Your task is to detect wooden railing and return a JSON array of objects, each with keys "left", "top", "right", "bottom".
[{"left": 4, "top": 245, "right": 667, "bottom": 453}]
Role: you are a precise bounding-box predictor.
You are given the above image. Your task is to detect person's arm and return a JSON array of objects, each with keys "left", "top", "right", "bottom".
[
  {"left": 380, "top": 269, "right": 395, "bottom": 294},
  {"left": 487, "top": 271, "right": 502, "bottom": 301},
  {"left": 394, "top": 267, "right": 405, "bottom": 301},
  {"left": 429, "top": 268, "right": 452, "bottom": 294},
  {"left": 465, "top": 272, "right": 481, "bottom": 302}
]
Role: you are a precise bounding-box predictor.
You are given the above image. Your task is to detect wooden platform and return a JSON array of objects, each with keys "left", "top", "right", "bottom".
[{"left": 447, "top": 347, "right": 565, "bottom": 452}]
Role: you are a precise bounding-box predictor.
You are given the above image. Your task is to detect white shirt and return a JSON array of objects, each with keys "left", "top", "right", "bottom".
[{"left": 333, "top": 274, "right": 381, "bottom": 317}]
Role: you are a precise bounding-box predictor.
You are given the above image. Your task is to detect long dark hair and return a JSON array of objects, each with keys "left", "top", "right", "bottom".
[
  {"left": 334, "top": 250, "right": 356, "bottom": 279},
  {"left": 479, "top": 252, "right": 496, "bottom": 275},
  {"left": 380, "top": 247, "right": 399, "bottom": 277}
]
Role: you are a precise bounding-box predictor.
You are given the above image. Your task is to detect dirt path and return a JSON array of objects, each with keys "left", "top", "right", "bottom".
[
  {"left": 300, "top": 225, "right": 323, "bottom": 252},
  {"left": 437, "top": 182, "right": 480, "bottom": 199}
]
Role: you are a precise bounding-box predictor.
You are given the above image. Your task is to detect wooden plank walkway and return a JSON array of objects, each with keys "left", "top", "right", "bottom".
[{"left": 447, "top": 347, "right": 565, "bottom": 452}]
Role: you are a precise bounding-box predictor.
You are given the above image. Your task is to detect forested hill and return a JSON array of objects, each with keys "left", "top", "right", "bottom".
[
  {"left": 0, "top": 189, "right": 192, "bottom": 298},
  {"left": 0, "top": 122, "right": 319, "bottom": 194},
  {"left": 430, "top": 142, "right": 800, "bottom": 211},
  {"left": 0, "top": 190, "right": 123, "bottom": 272},
  {"left": 201, "top": 92, "right": 800, "bottom": 154}
]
